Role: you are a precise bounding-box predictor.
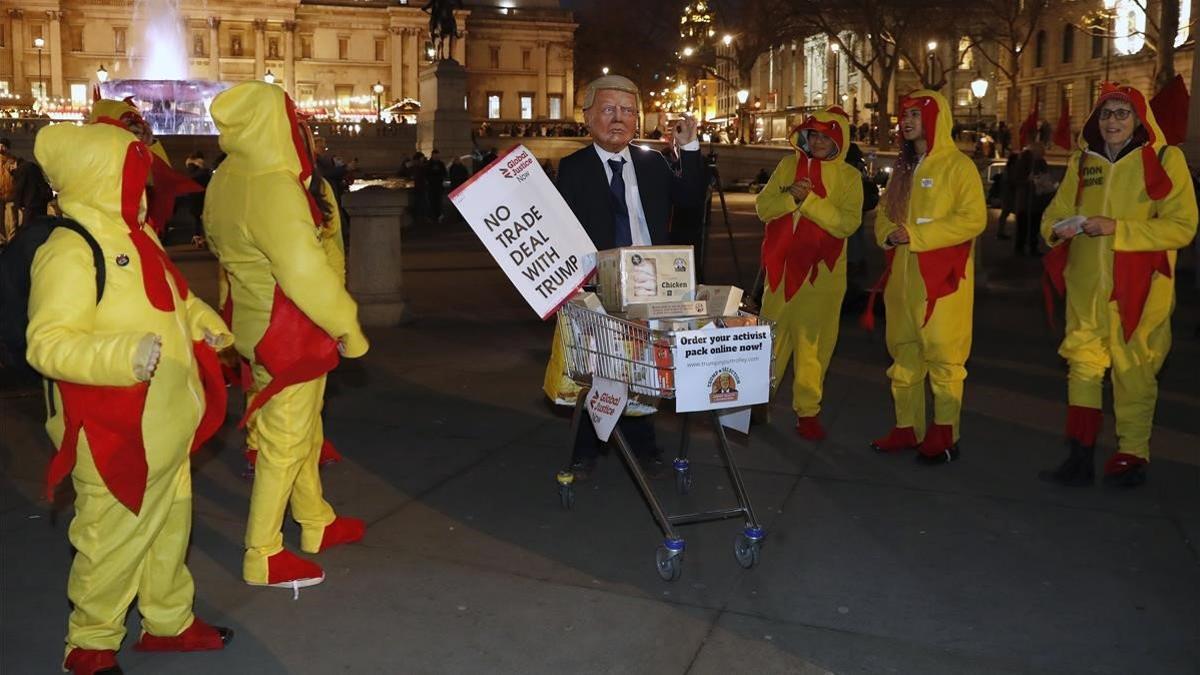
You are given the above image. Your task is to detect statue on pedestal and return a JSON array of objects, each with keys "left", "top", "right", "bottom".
[{"left": 422, "top": 0, "right": 463, "bottom": 62}]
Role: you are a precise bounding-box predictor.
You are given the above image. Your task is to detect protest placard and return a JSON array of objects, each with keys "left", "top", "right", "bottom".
[
  {"left": 671, "top": 326, "right": 772, "bottom": 413},
  {"left": 449, "top": 145, "right": 597, "bottom": 319},
  {"left": 586, "top": 376, "right": 628, "bottom": 442}
]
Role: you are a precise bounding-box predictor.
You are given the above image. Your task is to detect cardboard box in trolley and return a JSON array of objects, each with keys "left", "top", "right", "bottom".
[
  {"left": 624, "top": 300, "right": 708, "bottom": 320},
  {"left": 695, "top": 285, "right": 744, "bottom": 317},
  {"left": 597, "top": 246, "right": 696, "bottom": 312}
]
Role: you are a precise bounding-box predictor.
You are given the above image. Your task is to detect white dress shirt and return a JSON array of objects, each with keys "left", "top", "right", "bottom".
[{"left": 593, "top": 140, "right": 700, "bottom": 246}]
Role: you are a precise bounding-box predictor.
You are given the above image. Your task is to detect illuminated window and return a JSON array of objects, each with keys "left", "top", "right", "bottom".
[
  {"left": 114, "top": 27, "right": 127, "bottom": 54},
  {"left": 955, "top": 89, "right": 971, "bottom": 107},
  {"left": 520, "top": 93, "right": 533, "bottom": 119},
  {"left": 549, "top": 94, "right": 563, "bottom": 119},
  {"left": 487, "top": 93, "right": 501, "bottom": 119},
  {"left": 958, "top": 37, "right": 973, "bottom": 70},
  {"left": 336, "top": 85, "right": 353, "bottom": 108},
  {"left": 70, "top": 83, "right": 88, "bottom": 105}
]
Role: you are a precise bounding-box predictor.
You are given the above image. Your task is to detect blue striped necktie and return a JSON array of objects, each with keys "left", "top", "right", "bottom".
[{"left": 607, "top": 157, "right": 632, "bottom": 247}]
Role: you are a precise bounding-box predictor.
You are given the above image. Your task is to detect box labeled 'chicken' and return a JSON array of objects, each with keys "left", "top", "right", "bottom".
[{"left": 597, "top": 246, "right": 696, "bottom": 312}]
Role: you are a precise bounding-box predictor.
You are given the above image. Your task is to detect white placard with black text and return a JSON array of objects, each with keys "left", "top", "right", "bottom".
[
  {"left": 449, "top": 144, "right": 597, "bottom": 319},
  {"left": 672, "top": 326, "right": 772, "bottom": 413}
]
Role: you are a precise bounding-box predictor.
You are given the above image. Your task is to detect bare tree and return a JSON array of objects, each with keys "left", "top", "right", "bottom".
[
  {"left": 795, "top": 0, "right": 944, "bottom": 148},
  {"left": 965, "top": 0, "right": 1053, "bottom": 128},
  {"left": 709, "top": 0, "right": 804, "bottom": 88}
]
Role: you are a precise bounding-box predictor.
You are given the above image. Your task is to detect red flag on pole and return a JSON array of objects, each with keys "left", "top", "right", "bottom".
[
  {"left": 1150, "top": 74, "right": 1189, "bottom": 145},
  {"left": 1053, "top": 94, "right": 1072, "bottom": 150},
  {"left": 1019, "top": 95, "right": 1040, "bottom": 148}
]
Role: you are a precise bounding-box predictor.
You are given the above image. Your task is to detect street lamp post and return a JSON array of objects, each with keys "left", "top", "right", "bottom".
[
  {"left": 926, "top": 40, "right": 938, "bottom": 90},
  {"left": 736, "top": 88, "right": 749, "bottom": 144},
  {"left": 970, "top": 73, "right": 989, "bottom": 128},
  {"left": 1102, "top": 0, "right": 1117, "bottom": 80},
  {"left": 373, "top": 81, "right": 384, "bottom": 120},
  {"left": 263, "top": 69, "right": 276, "bottom": 84},
  {"left": 34, "top": 36, "right": 45, "bottom": 101},
  {"left": 830, "top": 41, "right": 840, "bottom": 106}
]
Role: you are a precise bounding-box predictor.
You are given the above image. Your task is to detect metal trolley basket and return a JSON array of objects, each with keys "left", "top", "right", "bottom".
[{"left": 553, "top": 301, "right": 775, "bottom": 581}]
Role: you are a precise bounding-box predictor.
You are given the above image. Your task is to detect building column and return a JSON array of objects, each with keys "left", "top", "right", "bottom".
[
  {"left": 9, "top": 10, "right": 26, "bottom": 96},
  {"left": 389, "top": 26, "right": 404, "bottom": 100},
  {"left": 208, "top": 18, "right": 220, "bottom": 80},
  {"left": 47, "top": 11, "right": 63, "bottom": 97},
  {"left": 253, "top": 19, "right": 267, "bottom": 82},
  {"left": 406, "top": 28, "right": 420, "bottom": 103},
  {"left": 536, "top": 40, "right": 548, "bottom": 118},
  {"left": 562, "top": 46, "right": 574, "bottom": 121},
  {"left": 453, "top": 26, "right": 467, "bottom": 65},
  {"left": 283, "top": 21, "right": 297, "bottom": 96}
]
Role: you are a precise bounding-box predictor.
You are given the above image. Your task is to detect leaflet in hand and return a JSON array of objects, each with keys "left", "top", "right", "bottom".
[{"left": 1052, "top": 215, "right": 1086, "bottom": 236}]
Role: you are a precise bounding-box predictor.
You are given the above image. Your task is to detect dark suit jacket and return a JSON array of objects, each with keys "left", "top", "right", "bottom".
[{"left": 555, "top": 143, "right": 709, "bottom": 249}]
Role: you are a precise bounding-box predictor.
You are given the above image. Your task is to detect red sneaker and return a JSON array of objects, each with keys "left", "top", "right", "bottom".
[
  {"left": 795, "top": 416, "right": 827, "bottom": 441},
  {"left": 134, "top": 617, "right": 233, "bottom": 652},
  {"left": 319, "top": 516, "right": 366, "bottom": 552},
  {"left": 869, "top": 427, "right": 919, "bottom": 453},
  {"left": 247, "top": 549, "right": 325, "bottom": 589},
  {"left": 318, "top": 439, "right": 344, "bottom": 466},
  {"left": 1103, "top": 452, "right": 1148, "bottom": 487},
  {"left": 64, "top": 648, "right": 120, "bottom": 675},
  {"left": 916, "top": 423, "right": 960, "bottom": 464}
]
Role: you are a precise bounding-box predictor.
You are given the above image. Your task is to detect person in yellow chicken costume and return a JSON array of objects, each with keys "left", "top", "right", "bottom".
[
  {"left": 204, "top": 80, "right": 370, "bottom": 589},
  {"left": 755, "top": 106, "right": 864, "bottom": 440},
  {"left": 1039, "top": 83, "right": 1197, "bottom": 487},
  {"left": 868, "top": 90, "right": 986, "bottom": 464},
  {"left": 27, "top": 123, "right": 234, "bottom": 674},
  {"left": 232, "top": 142, "right": 349, "bottom": 472},
  {"left": 87, "top": 98, "right": 203, "bottom": 235}
]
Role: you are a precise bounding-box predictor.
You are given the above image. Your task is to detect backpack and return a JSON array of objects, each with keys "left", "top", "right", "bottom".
[
  {"left": 0, "top": 156, "right": 17, "bottom": 202},
  {"left": 0, "top": 216, "right": 104, "bottom": 378}
]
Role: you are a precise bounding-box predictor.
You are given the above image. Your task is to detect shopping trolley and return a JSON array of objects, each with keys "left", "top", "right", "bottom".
[{"left": 553, "top": 301, "right": 774, "bottom": 581}]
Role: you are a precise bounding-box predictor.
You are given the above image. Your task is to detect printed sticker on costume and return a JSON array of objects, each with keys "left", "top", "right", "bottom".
[
  {"left": 115, "top": 254, "right": 130, "bottom": 267},
  {"left": 1081, "top": 165, "right": 1104, "bottom": 189},
  {"left": 920, "top": 178, "right": 934, "bottom": 188}
]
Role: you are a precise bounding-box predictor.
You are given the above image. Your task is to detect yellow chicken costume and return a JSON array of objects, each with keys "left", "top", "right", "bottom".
[
  {"left": 28, "top": 123, "right": 233, "bottom": 674},
  {"left": 1039, "top": 83, "right": 1198, "bottom": 487},
  {"left": 204, "top": 81, "right": 369, "bottom": 588},
  {"left": 88, "top": 98, "right": 203, "bottom": 235},
  {"left": 755, "top": 107, "right": 863, "bottom": 439},
  {"left": 869, "top": 90, "right": 986, "bottom": 463}
]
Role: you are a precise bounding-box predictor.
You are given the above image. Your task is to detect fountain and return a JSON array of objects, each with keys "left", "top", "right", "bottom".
[{"left": 98, "top": 0, "right": 229, "bottom": 135}]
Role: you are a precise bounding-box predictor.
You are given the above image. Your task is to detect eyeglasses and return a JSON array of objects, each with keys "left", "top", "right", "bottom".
[{"left": 1099, "top": 108, "right": 1133, "bottom": 121}]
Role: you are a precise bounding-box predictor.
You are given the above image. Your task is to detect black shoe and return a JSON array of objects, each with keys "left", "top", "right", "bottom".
[
  {"left": 568, "top": 457, "right": 597, "bottom": 482},
  {"left": 216, "top": 626, "right": 235, "bottom": 645},
  {"left": 1103, "top": 464, "right": 1147, "bottom": 488},
  {"left": 1038, "top": 441, "right": 1094, "bottom": 486},
  {"left": 915, "top": 445, "right": 960, "bottom": 465}
]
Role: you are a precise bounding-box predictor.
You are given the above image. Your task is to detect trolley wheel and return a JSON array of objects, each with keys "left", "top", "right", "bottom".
[
  {"left": 655, "top": 546, "right": 683, "bottom": 581},
  {"left": 674, "top": 468, "right": 693, "bottom": 495},
  {"left": 734, "top": 533, "right": 761, "bottom": 569},
  {"left": 558, "top": 483, "right": 575, "bottom": 510}
]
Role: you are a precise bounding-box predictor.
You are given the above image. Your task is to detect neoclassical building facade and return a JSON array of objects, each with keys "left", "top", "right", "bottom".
[{"left": 0, "top": 0, "right": 576, "bottom": 122}]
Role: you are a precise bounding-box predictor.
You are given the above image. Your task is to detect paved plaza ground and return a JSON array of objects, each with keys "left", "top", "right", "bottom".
[{"left": 2, "top": 193, "right": 1198, "bottom": 674}]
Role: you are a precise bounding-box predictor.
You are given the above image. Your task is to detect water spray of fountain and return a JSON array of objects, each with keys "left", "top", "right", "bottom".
[{"left": 99, "top": 0, "right": 230, "bottom": 135}]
